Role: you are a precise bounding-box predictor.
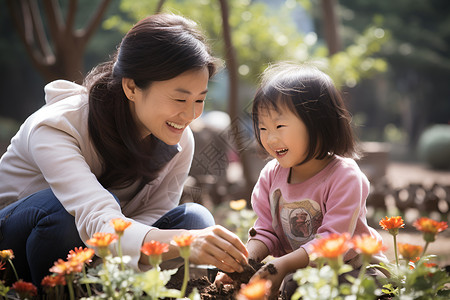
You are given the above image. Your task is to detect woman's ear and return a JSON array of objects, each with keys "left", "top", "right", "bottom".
[{"left": 122, "top": 78, "right": 137, "bottom": 102}]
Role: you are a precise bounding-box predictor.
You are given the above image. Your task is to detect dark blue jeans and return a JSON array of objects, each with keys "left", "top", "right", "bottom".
[{"left": 0, "top": 188, "right": 214, "bottom": 287}]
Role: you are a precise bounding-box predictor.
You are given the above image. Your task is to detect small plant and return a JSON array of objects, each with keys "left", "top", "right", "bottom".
[
  {"left": 0, "top": 218, "right": 200, "bottom": 299},
  {"left": 225, "top": 199, "right": 257, "bottom": 242},
  {"left": 292, "top": 216, "right": 450, "bottom": 300}
]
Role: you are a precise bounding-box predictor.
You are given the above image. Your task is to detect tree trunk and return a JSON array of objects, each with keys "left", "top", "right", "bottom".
[
  {"left": 320, "top": 0, "right": 341, "bottom": 55},
  {"left": 6, "top": 0, "right": 112, "bottom": 84},
  {"left": 218, "top": 0, "right": 254, "bottom": 200}
]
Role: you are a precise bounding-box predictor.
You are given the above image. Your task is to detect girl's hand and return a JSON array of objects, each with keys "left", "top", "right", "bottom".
[
  {"left": 213, "top": 271, "right": 234, "bottom": 287},
  {"left": 250, "top": 257, "right": 289, "bottom": 300},
  {"left": 189, "top": 225, "right": 248, "bottom": 273}
]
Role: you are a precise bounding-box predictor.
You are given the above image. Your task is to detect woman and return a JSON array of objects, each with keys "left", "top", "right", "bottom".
[{"left": 0, "top": 13, "right": 248, "bottom": 286}]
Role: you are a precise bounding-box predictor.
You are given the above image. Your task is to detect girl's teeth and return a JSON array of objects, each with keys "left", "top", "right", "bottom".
[
  {"left": 276, "top": 148, "right": 288, "bottom": 154},
  {"left": 167, "top": 121, "right": 184, "bottom": 129}
]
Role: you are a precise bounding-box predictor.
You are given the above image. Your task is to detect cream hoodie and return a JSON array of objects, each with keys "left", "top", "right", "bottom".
[{"left": 0, "top": 80, "right": 194, "bottom": 270}]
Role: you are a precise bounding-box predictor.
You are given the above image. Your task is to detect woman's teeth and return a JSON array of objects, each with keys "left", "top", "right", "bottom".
[{"left": 167, "top": 121, "right": 185, "bottom": 129}]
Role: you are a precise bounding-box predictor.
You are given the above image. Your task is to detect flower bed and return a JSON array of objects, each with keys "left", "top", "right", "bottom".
[{"left": 0, "top": 216, "right": 449, "bottom": 299}]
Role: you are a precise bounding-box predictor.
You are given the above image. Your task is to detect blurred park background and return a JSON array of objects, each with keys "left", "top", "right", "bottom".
[{"left": 1, "top": 0, "right": 450, "bottom": 258}]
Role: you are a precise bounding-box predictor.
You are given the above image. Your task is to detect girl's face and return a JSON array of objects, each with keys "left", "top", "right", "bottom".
[
  {"left": 258, "top": 105, "right": 309, "bottom": 169},
  {"left": 127, "top": 67, "right": 209, "bottom": 145}
]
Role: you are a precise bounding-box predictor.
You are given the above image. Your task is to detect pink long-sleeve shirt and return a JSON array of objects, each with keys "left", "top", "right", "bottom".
[{"left": 249, "top": 156, "right": 387, "bottom": 266}]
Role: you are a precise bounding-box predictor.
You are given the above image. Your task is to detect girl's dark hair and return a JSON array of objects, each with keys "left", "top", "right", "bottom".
[
  {"left": 85, "top": 13, "right": 220, "bottom": 189},
  {"left": 252, "top": 62, "right": 359, "bottom": 165}
]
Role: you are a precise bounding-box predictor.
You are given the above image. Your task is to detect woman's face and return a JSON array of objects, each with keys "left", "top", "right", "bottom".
[{"left": 127, "top": 67, "right": 209, "bottom": 145}]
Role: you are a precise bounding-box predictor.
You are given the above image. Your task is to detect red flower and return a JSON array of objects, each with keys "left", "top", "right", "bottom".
[
  {"left": 86, "top": 232, "right": 119, "bottom": 248},
  {"left": 353, "top": 234, "right": 387, "bottom": 257},
  {"left": 110, "top": 218, "right": 132, "bottom": 235},
  {"left": 49, "top": 259, "right": 72, "bottom": 275},
  {"left": 12, "top": 280, "right": 37, "bottom": 298},
  {"left": 0, "top": 249, "right": 14, "bottom": 260},
  {"left": 310, "top": 233, "right": 351, "bottom": 259},
  {"left": 141, "top": 241, "right": 169, "bottom": 256},
  {"left": 67, "top": 247, "right": 95, "bottom": 265},
  {"left": 173, "top": 234, "right": 195, "bottom": 247},
  {"left": 413, "top": 217, "right": 447, "bottom": 242},
  {"left": 398, "top": 243, "right": 423, "bottom": 261},
  {"left": 379, "top": 216, "right": 405, "bottom": 236},
  {"left": 41, "top": 275, "right": 66, "bottom": 288},
  {"left": 237, "top": 277, "right": 272, "bottom": 300}
]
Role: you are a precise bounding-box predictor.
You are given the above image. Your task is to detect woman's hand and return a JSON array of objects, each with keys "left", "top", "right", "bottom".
[{"left": 189, "top": 225, "right": 248, "bottom": 273}]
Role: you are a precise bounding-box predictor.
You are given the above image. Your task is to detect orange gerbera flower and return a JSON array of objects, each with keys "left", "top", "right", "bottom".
[
  {"left": 67, "top": 247, "right": 95, "bottom": 265},
  {"left": 310, "top": 233, "right": 351, "bottom": 259},
  {"left": 41, "top": 275, "right": 66, "bottom": 288},
  {"left": 173, "top": 233, "right": 195, "bottom": 247},
  {"left": 237, "top": 277, "right": 272, "bottom": 300},
  {"left": 110, "top": 218, "right": 132, "bottom": 235},
  {"left": 413, "top": 217, "right": 448, "bottom": 242},
  {"left": 398, "top": 243, "right": 423, "bottom": 261},
  {"left": 86, "top": 232, "right": 118, "bottom": 248},
  {"left": 0, "top": 249, "right": 14, "bottom": 260},
  {"left": 353, "top": 234, "right": 387, "bottom": 257},
  {"left": 379, "top": 216, "right": 405, "bottom": 236},
  {"left": 230, "top": 199, "right": 247, "bottom": 211},
  {"left": 12, "top": 280, "right": 37, "bottom": 298},
  {"left": 141, "top": 241, "right": 170, "bottom": 256},
  {"left": 49, "top": 259, "right": 72, "bottom": 275}
]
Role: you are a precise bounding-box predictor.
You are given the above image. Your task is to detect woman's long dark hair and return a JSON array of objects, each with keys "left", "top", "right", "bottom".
[{"left": 85, "top": 13, "right": 220, "bottom": 189}]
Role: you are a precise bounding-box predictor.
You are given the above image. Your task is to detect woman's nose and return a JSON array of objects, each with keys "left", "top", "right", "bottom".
[{"left": 181, "top": 103, "right": 196, "bottom": 121}]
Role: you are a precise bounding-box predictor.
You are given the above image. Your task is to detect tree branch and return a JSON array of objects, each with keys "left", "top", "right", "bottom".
[
  {"left": 155, "top": 0, "right": 166, "bottom": 13},
  {"left": 65, "top": 0, "right": 78, "bottom": 33},
  {"left": 80, "top": 0, "right": 112, "bottom": 45},
  {"left": 29, "top": 0, "right": 54, "bottom": 62}
]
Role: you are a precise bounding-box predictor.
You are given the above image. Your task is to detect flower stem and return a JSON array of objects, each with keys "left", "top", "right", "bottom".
[
  {"left": 180, "top": 257, "right": 190, "bottom": 297},
  {"left": 82, "top": 265, "right": 92, "bottom": 297},
  {"left": 66, "top": 275, "right": 75, "bottom": 300},
  {"left": 421, "top": 241, "right": 429, "bottom": 257},
  {"left": 117, "top": 236, "right": 125, "bottom": 271},
  {"left": 393, "top": 234, "right": 399, "bottom": 268},
  {"left": 7, "top": 259, "right": 19, "bottom": 282}
]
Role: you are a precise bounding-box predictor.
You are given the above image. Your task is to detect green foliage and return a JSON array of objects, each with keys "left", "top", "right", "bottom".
[
  {"left": 417, "top": 124, "right": 450, "bottom": 169},
  {"left": 107, "top": 0, "right": 388, "bottom": 89}
]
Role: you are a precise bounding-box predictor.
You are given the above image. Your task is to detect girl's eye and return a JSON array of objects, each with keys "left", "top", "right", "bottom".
[
  {"left": 175, "top": 99, "right": 186, "bottom": 102},
  {"left": 196, "top": 99, "right": 205, "bottom": 103},
  {"left": 277, "top": 125, "right": 285, "bottom": 129},
  {"left": 259, "top": 127, "right": 266, "bottom": 131}
]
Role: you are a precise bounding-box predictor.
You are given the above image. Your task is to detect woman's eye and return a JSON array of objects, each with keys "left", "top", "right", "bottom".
[
  {"left": 196, "top": 99, "right": 205, "bottom": 103},
  {"left": 259, "top": 127, "right": 266, "bottom": 131},
  {"left": 277, "top": 125, "right": 285, "bottom": 129}
]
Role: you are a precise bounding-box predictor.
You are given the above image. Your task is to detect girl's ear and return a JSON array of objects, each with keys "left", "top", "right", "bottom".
[{"left": 122, "top": 78, "right": 137, "bottom": 102}]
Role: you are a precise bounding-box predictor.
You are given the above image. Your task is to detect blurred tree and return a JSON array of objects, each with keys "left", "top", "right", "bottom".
[
  {"left": 106, "top": 0, "right": 389, "bottom": 200},
  {"left": 6, "top": 0, "right": 112, "bottom": 83},
  {"left": 338, "top": 0, "right": 450, "bottom": 147}
]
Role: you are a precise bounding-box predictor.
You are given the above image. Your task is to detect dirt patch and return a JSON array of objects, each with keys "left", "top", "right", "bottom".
[{"left": 166, "top": 259, "right": 266, "bottom": 299}]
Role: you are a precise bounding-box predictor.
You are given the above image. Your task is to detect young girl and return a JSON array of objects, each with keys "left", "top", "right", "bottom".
[
  {"left": 0, "top": 13, "right": 248, "bottom": 287},
  {"left": 245, "top": 62, "right": 387, "bottom": 298}
]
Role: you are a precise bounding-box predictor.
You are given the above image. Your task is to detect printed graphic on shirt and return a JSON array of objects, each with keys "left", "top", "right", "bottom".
[{"left": 270, "top": 189, "right": 323, "bottom": 250}]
